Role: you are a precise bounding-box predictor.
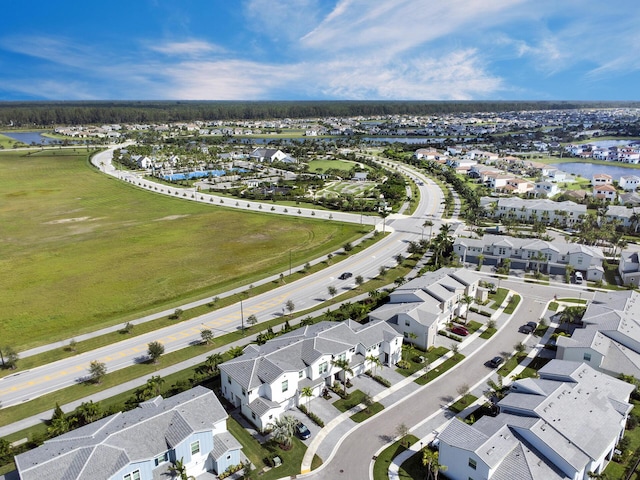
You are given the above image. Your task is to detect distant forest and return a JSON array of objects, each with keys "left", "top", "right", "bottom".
[{"left": 1, "top": 100, "right": 639, "bottom": 126}]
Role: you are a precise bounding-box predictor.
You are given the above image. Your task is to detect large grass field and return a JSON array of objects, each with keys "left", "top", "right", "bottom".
[
  {"left": 0, "top": 133, "right": 25, "bottom": 149},
  {"left": 0, "top": 149, "right": 366, "bottom": 349},
  {"left": 307, "top": 158, "right": 368, "bottom": 173}
]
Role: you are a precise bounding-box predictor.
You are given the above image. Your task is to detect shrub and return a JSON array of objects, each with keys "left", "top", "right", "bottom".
[
  {"left": 396, "top": 360, "right": 411, "bottom": 369},
  {"left": 298, "top": 405, "right": 325, "bottom": 427}
]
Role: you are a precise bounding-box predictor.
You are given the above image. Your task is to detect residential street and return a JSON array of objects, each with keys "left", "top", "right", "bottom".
[{"left": 299, "top": 278, "right": 593, "bottom": 480}]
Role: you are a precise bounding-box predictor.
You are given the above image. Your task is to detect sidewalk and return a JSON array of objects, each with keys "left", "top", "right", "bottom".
[
  {"left": 387, "top": 298, "right": 559, "bottom": 480},
  {"left": 299, "top": 289, "right": 518, "bottom": 473}
]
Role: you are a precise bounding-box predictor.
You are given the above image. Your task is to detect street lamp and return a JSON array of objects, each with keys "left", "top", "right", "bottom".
[
  {"left": 289, "top": 250, "right": 292, "bottom": 276},
  {"left": 240, "top": 299, "right": 244, "bottom": 334}
]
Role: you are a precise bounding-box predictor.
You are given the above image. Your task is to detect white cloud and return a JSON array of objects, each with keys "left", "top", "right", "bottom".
[
  {"left": 243, "top": 0, "right": 326, "bottom": 44},
  {"left": 149, "top": 40, "right": 225, "bottom": 57}
]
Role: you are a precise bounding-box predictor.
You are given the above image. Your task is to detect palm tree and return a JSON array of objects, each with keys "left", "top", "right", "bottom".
[
  {"left": 366, "top": 354, "right": 382, "bottom": 376},
  {"left": 461, "top": 294, "right": 474, "bottom": 323},
  {"left": 271, "top": 415, "right": 298, "bottom": 450},
  {"left": 423, "top": 219, "right": 434, "bottom": 241},
  {"left": 169, "top": 458, "right": 196, "bottom": 480},
  {"left": 422, "top": 448, "right": 447, "bottom": 480},
  {"left": 300, "top": 386, "right": 313, "bottom": 412},
  {"left": 331, "top": 357, "right": 354, "bottom": 395},
  {"left": 204, "top": 353, "right": 223, "bottom": 374}
]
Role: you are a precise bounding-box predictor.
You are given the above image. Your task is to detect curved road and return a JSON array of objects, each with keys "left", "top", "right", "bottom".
[
  {"left": 0, "top": 147, "right": 446, "bottom": 409},
  {"left": 302, "top": 279, "right": 588, "bottom": 480}
]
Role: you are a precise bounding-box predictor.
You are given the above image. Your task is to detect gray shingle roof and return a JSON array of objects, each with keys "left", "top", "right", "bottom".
[
  {"left": 210, "top": 431, "right": 243, "bottom": 460},
  {"left": 219, "top": 320, "right": 401, "bottom": 390},
  {"left": 15, "top": 386, "right": 227, "bottom": 480}
]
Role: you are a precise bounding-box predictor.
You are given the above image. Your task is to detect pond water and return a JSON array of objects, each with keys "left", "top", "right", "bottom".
[
  {"left": 551, "top": 162, "right": 640, "bottom": 180},
  {"left": 1, "top": 131, "right": 58, "bottom": 145},
  {"left": 163, "top": 170, "right": 227, "bottom": 181}
]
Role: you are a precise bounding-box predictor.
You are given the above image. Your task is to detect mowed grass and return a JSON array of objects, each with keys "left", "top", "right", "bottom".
[
  {"left": 307, "top": 158, "right": 367, "bottom": 172},
  {"left": 0, "top": 149, "right": 366, "bottom": 349},
  {"left": 0, "top": 133, "right": 25, "bottom": 149}
]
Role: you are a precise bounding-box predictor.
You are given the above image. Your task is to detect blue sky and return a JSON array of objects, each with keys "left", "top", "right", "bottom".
[{"left": 1, "top": 0, "right": 638, "bottom": 101}]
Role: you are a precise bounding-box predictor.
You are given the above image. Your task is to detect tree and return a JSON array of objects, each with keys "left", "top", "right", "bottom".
[
  {"left": 395, "top": 423, "right": 410, "bottom": 446},
  {"left": 169, "top": 457, "right": 196, "bottom": 480},
  {"left": 147, "top": 341, "right": 165, "bottom": 364},
  {"left": 461, "top": 294, "right": 474, "bottom": 322},
  {"left": 48, "top": 403, "right": 75, "bottom": 436},
  {"left": 1, "top": 346, "right": 19, "bottom": 370},
  {"left": 423, "top": 219, "right": 434, "bottom": 241},
  {"left": 0, "top": 438, "right": 12, "bottom": 466},
  {"left": 423, "top": 448, "right": 447, "bottom": 480},
  {"left": 204, "top": 353, "right": 223, "bottom": 374},
  {"left": 355, "top": 275, "right": 364, "bottom": 289},
  {"left": 171, "top": 308, "right": 183, "bottom": 320},
  {"left": 300, "top": 386, "right": 313, "bottom": 412},
  {"left": 68, "top": 338, "right": 77, "bottom": 353},
  {"left": 285, "top": 299, "right": 295, "bottom": 316},
  {"left": 74, "top": 400, "right": 102, "bottom": 426},
  {"left": 331, "top": 357, "right": 354, "bottom": 395},
  {"left": 246, "top": 314, "right": 258, "bottom": 329},
  {"left": 88, "top": 360, "right": 107, "bottom": 384},
  {"left": 228, "top": 346, "right": 244, "bottom": 358},
  {"left": 200, "top": 329, "right": 214, "bottom": 344},
  {"left": 271, "top": 415, "right": 298, "bottom": 450},
  {"left": 514, "top": 342, "right": 526, "bottom": 355},
  {"left": 328, "top": 285, "right": 338, "bottom": 299},
  {"left": 144, "top": 375, "right": 165, "bottom": 397},
  {"left": 456, "top": 383, "right": 470, "bottom": 404},
  {"left": 362, "top": 391, "right": 374, "bottom": 413},
  {"left": 366, "top": 354, "right": 382, "bottom": 376}
]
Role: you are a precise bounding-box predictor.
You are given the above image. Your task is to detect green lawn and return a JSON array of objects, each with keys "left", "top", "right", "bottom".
[
  {"left": 333, "top": 389, "right": 368, "bottom": 413},
  {"left": 497, "top": 353, "right": 527, "bottom": 377},
  {"left": 503, "top": 295, "right": 522, "bottom": 314},
  {"left": 479, "top": 327, "right": 497, "bottom": 339},
  {"left": 307, "top": 158, "right": 368, "bottom": 173},
  {"left": 489, "top": 287, "right": 509, "bottom": 309},
  {"left": 372, "top": 435, "right": 420, "bottom": 480},
  {"left": 449, "top": 394, "right": 478, "bottom": 414},
  {"left": 350, "top": 401, "right": 384, "bottom": 422},
  {"left": 0, "top": 149, "right": 365, "bottom": 349},
  {"left": 415, "top": 353, "right": 465, "bottom": 385},
  {"left": 396, "top": 346, "right": 449, "bottom": 377}
]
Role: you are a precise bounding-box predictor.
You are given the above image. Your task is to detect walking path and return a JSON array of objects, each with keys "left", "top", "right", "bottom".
[
  {"left": 299, "top": 289, "right": 518, "bottom": 473},
  {"left": 387, "top": 298, "right": 562, "bottom": 480}
]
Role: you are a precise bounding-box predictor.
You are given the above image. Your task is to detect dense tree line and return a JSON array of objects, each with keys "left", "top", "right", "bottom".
[{"left": 2, "top": 100, "right": 639, "bottom": 126}]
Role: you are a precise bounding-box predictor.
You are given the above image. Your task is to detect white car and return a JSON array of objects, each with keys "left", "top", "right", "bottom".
[{"left": 575, "top": 272, "right": 583, "bottom": 284}]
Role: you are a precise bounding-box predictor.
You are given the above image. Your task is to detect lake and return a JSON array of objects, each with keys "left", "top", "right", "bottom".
[
  {"left": 1, "top": 131, "right": 58, "bottom": 145},
  {"left": 551, "top": 162, "right": 640, "bottom": 180}
]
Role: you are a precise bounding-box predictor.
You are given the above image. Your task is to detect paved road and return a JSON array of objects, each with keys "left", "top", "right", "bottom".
[
  {"left": 301, "top": 279, "right": 592, "bottom": 480},
  {"left": 0, "top": 148, "right": 446, "bottom": 410}
]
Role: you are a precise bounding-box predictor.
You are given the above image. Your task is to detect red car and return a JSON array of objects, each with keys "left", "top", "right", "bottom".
[{"left": 451, "top": 325, "right": 469, "bottom": 336}]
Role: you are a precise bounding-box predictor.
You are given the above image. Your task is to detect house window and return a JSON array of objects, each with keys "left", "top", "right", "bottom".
[
  {"left": 583, "top": 353, "right": 592, "bottom": 362},
  {"left": 319, "top": 362, "right": 328, "bottom": 374},
  {"left": 404, "top": 332, "right": 409, "bottom": 338},
  {"left": 468, "top": 458, "right": 477, "bottom": 470},
  {"left": 124, "top": 471, "right": 140, "bottom": 480},
  {"left": 299, "top": 370, "right": 304, "bottom": 378},
  {"left": 227, "top": 376, "right": 232, "bottom": 384},
  {"left": 242, "top": 389, "right": 246, "bottom": 396},
  {"left": 154, "top": 452, "right": 168, "bottom": 466},
  {"left": 191, "top": 440, "right": 200, "bottom": 455},
  {"left": 252, "top": 412, "right": 256, "bottom": 419},
  {"left": 227, "top": 455, "right": 231, "bottom": 460},
  {"left": 282, "top": 379, "right": 288, "bottom": 392},
  {"left": 405, "top": 320, "right": 410, "bottom": 326}
]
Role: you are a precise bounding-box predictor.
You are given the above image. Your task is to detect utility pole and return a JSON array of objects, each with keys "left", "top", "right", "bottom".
[{"left": 240, "top": 299, "right": 244, "bottom": 334}]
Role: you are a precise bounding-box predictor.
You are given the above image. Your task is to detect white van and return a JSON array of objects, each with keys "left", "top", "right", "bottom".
[{"left": 575, "top": 271, "right": 583, "bottom": 284}]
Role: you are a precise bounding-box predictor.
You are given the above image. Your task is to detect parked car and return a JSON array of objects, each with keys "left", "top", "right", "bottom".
[
  {"left": 574, "top": 271, "right": 583, "bottom": 284},
  {"left": 450, "top": 325, "right": 469, "bottom": 336},
  {"left": 296, "top": 422, "right": 311, "bottom": 440},
  {"left": 488, "top": 356, "right": 504, "bottom": 368},
  {"left": 338, "top": 272, "right": 353, "bottom": 280},
  {"left": 520, "top": 321, "right": 538, "bottom": 334}
]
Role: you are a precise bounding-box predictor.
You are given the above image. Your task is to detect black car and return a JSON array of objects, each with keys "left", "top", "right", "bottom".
[
  {"left": 296, "top": 422, "right": 311, "bottom": 440},
  {"left": 489, "top": 356, "right": 504, "bottom": 368},
  {"left": 338, "top": 272, "right": 353, "bottom": 280},
  {"left": 520, "top": 321, "right": 538, "bottom": 334}
]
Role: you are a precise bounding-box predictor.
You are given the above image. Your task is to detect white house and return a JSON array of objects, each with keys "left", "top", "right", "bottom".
[
  {"left": 14, "top": 387, "right": 243, "bottom": 480},
  {"left": 368, "top": 268, "right": 480, "bottom": 350},
  {"left": 593, "top": 184, "right": 617, "bottom": 201},
  {"left": 219, "top": 320, "right": 402, "bottom": 430},
  {"left": 592, "top": 173, "right": 613, "bottom": 186},
  {"left": 249, "top": 148, "right": 288, "bottom": 163},
  {"left": 438, "top": 360, "right": 634, "bottom": 480},
  {"left": 619, "top": 250, "right": 640, "bottom": 287},
  {"left": 484, "top": 197, "right": 586, "bottom": 226},
  {"left": 534, "top": 180, "right": 559, "bottom": 197},
  {"left": 557, "top": 290, "right": 640, "bottom": 378},
  {"left": 620, "top": 175, "right": 640, "bottom": 191},
  {"left": 454, "top": 234, "right": 605, "bottom": 280}
]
